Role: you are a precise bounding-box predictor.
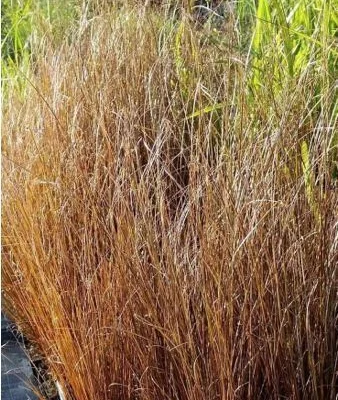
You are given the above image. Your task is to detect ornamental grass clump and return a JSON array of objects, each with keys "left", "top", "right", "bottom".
[{"left": 2, "top": 2, "right": 337, "bottom": 399}]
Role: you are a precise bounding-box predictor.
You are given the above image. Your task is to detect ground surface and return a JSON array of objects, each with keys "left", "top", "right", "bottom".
[{"left": 1, "top": 313, "right": 38, "bottom": 400}]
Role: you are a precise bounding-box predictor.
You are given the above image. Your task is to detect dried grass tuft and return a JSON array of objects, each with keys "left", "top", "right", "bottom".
[{"left": 2, "top": 4, "right": 337, "bottom": 400}]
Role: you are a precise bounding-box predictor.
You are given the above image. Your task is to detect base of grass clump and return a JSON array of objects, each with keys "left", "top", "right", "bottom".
[{"left": 2, "top": 2, "right": 337, "bottom": 400}]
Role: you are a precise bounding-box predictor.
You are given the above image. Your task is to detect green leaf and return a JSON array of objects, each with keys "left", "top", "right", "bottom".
[{"left": 186, "top": 103, "right": 225, "bottom": 119}]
